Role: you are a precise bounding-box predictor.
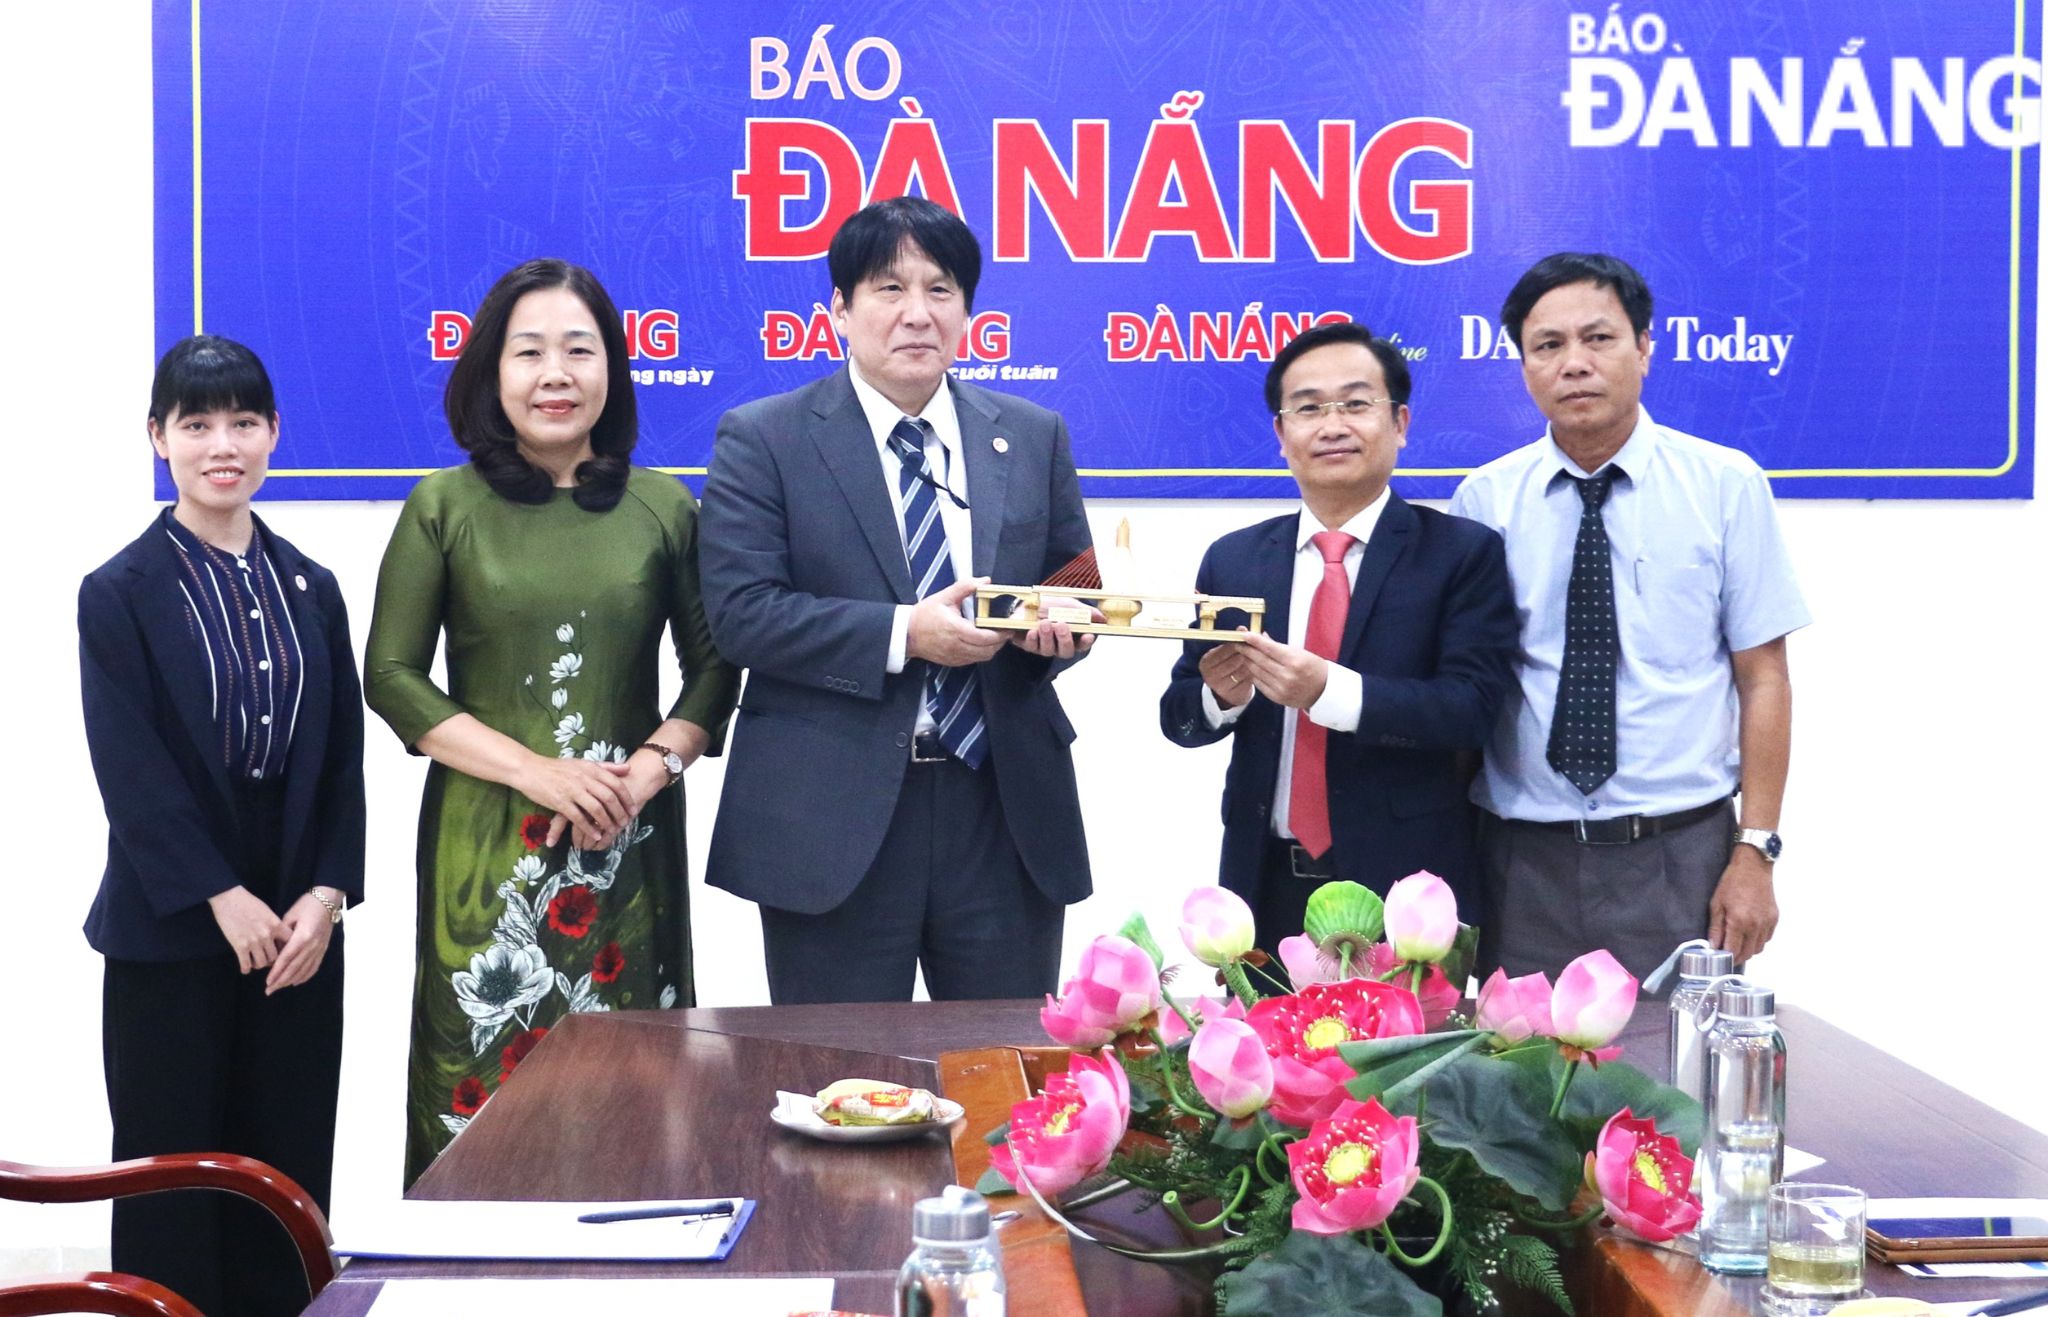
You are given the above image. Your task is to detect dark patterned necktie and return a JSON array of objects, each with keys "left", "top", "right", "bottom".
[
  {"left": 889, "top": 417, "right": 987, "bottom": 768},
  {"left": 1547, "top": 470, "right": 1620, "bottom": 794}
]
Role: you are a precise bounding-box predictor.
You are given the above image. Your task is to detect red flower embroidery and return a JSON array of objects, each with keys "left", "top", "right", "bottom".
[
  {"left": 591, "top": 941, "right": 626, "bottom": 984},
  {"left": 451, "top": 1076, "right": 488, "bottom": 1116},
  {"left": 548, "top": 886, "right": 599, "bottom": 938},
  {"left": 519, "top": 814, "right": 551, "bottom": 849},
  {"left": 499, "top": 1027, "right": 550, "bottom": 1083}
]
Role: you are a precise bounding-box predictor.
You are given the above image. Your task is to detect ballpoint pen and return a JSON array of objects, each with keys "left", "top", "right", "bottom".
[
  {"left": 1968, "top": 1285, "right": 2048, "bottom": 1316},
  {"left": 577, "top": 1201, "right": 738, "bottom": 1224}
]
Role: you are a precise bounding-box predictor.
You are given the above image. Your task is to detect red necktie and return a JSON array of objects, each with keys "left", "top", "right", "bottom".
[{"left": 1288, "top": 530, "right": 1355, "bottom": 859}]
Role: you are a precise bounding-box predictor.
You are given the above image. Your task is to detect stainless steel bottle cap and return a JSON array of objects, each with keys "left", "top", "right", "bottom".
[
  {"left": 1678, "top": 947, "right": 1735, "bottom": 980},
  {"left": 1716, "top": 981, "right": 1775, "bottom": 1019},
  {"left": 913, "top": 1188, "right": 991, "bottom": 1242}
]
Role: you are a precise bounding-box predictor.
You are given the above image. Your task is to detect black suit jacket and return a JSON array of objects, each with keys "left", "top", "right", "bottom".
[
  {"left": 79, "top": 513, "right": 367, "bottom": 961},
  {"left": 699, "top": 369, "right": 1093, "bottom": 915},
  {"left": 1160, "top": 496, "right": 1517, "bottom": 916}
]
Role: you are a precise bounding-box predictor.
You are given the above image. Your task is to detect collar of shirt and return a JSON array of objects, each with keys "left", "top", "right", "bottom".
[
  {"left": 162, "top": 507, "right": 264, "bottom": 569},
  {"left": 1293, "top": 485, "right": 1391, "bottom": 557},
  {"left": 1540, "top": 406, "right": 1661, "bottom": 487},
  {"left": 847, "top": 361, "right": 966, "bottom": 486}
]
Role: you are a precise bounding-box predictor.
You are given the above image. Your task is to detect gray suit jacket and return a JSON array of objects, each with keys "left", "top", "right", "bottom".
[{"left": 699, "top": 369, "right": 1093, "bottom": 914}]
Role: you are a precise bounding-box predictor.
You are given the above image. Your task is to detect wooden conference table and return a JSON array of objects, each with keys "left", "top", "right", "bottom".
[{"left": 304, "top": 1000, "right": 2048, "bottom": 1316}]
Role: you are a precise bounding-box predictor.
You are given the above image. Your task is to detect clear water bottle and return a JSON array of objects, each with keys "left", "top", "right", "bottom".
[
  {"left": 1697, "top": 977, "right": 1787, "bottom": 1274},
  {"left": 1665, "top": 942, "right": 1734, "bottom": 1106},
  {"left": 896, "top": 1186, "right": 1006, "bottom": 1316}
]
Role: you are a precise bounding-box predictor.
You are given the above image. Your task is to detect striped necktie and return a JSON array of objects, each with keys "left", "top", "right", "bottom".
[{"left": 889, "top": 417, "right": 987, "bottom": 768}]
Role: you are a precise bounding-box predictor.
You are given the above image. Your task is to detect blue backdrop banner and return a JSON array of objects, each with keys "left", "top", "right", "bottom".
[{"left": 153, "top": 1, "right": 2040, "bottom": 500}]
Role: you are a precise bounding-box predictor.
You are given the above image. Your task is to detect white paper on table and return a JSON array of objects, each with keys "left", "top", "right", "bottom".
[
  {"left": 1869, "top": 1196, "right": 2048, "bottom": 1222},
  {"left": 332, "top": 1199, "right": 747, "bottom": 1261},
  {"left": 1783, "top": 1146, "right": 1827, "bottom": 1177},
  {"left": 1903, "top": 1258, "right": 2048, "bottom": 1279},
  {"left": 366, "top": 1278, "right": 833, "bottom": 1317},
  {"left": 1927, "top": 1299, "right": 2048, "bottom": 1315}
]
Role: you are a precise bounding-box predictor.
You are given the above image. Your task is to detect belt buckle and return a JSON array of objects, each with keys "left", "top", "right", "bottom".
[
  {"left": 1289, "top": 846, "right": 1332, "bottom": 879},
  {"left": 910, "top": 733, "right": 949, "bottom": 765},
  {"left": 1572, "top": 815, "right": 1640, "bottom": 846}
]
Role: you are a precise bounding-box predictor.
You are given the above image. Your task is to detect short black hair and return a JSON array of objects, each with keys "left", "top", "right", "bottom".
[
  {"left": 444, "top": 258, "right": 638, "bottom": 512},
  {"left": 1500, "top": 252, "right": 1653, "bottom": 350},
  {"left": 1263, "top": 320, "right": 1412, "bottom": 414},
  {"left": 148, "top": 335, "right": 276, "bottom": 427},
  {"left": 828, "top": 196, "right": 982, "bottom": 312}
]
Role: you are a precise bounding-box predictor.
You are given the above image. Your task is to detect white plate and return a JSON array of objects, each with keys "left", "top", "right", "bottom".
[{"left": 770, "top": 1090, "right": 965, "bottom": 1143}]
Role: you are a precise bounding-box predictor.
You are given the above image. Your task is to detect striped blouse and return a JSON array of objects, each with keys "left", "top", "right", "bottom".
[{"left": 161, "top": 511, "right": 306, "bottom": 780}]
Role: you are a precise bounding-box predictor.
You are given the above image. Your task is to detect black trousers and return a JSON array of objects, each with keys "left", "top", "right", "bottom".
[
  {"left": 760, "top": 751, "right": 1064, "bottom": 1003},
  {"left": 102, "top": 778, "right": 343, "bottom": 1317}
]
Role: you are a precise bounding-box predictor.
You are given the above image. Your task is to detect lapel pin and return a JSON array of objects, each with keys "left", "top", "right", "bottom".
[
  {"left": 295, "top": 574, "right": 308, "bottom": 591},
  {"left": 992, "top": 436, "right": 1009, "bottom": 454}
]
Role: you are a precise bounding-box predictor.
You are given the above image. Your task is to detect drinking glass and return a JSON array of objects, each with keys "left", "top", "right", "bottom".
[{"left": 1765, "top": 1182, "right": 1867, "bottom": 1313}]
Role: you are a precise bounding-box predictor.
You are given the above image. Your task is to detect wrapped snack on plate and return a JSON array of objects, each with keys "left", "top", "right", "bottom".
[{"left": 814, "top": 1078, "right": 940, "bottom": 1127}]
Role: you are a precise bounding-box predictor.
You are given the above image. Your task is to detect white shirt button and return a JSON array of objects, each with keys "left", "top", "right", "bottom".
[
  {"left": 258, "top": 660, "right": 270, "bottom": 671},
  {"left": 249, "top": 608, "right": 261, "bottom": 619},
  {"left": 260, "top": 715, "right": 272, "bottom": 725},
  {"left": 252, "top": 769, "right": 264, "bottom": 779}
]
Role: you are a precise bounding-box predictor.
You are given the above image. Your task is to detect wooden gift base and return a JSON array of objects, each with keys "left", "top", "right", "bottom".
[{"left": 972, "top": 585, "right": 1266, "bottom": 642}]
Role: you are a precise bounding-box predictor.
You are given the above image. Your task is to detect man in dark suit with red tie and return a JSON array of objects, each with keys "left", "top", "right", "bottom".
[{"left": 1160, "top": 321, "right": 1519, "bottom": 955}]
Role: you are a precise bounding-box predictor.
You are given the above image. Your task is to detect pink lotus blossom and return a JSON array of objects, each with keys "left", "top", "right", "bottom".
[
  {"left": 1364, "top": 943, "right": 1461, "bottom": 1029},
  {"left": 1383, "top": 871, "right": 1460, "bottom": 963},
  {"left": 1188, "top": 1017, "right": 1274, "bottom": 1118},
  {"left": 1588, "top": 1108, "right": 1701, "bottom": 1242},
  {"left": 1246, "top": 979, "right": 1427, "bottom": 1128},
  {"left": 1277, "top": 934, "right": 1341, "bottom": 988},
  {"left": 1552, "top": 950, "right": 1638, "bottom": 1059},
  {"left": 1155, "top": 993, "right": 1243, "bottom": 1047},
  {"left": 1039, "top": 935, "right": 1162, "bottom": 1048},
  {"left": 1179, "top": 887, "right": 1256, "bottom": 967},
  {"left": 990, "top": 1050, "right": 1132, "bottom": 1197},
  {"left": 1287, "top": 1097, "right": 1422, "bottom": 1235},
  {"left": 1474, "top": 968, "right": 1555, "bottom": 1045}
]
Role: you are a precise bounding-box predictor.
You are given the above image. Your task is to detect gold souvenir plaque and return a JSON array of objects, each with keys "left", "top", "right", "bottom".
[{"left": 972, "top": 585, "right": 1266, "bottom": 642}]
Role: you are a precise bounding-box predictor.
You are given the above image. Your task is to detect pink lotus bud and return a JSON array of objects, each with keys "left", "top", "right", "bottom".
[
  {"left": 1188, "top": 1018, "right": 1274, "bottom": 1118},
  {"left": 1474, "top": 968, "right": 1555, "bottom": 1044},
  {"left": 1382, "top": 871, "right": 1459, "bottom": 963},
  {"left": 1179, "top": 886, "right": 1256, "bottom": 967},
  {"left": 1551, "top": 950, "right": 1639, "bottom": 1051},
  {"left": 1038, "top": 935, "right": 1161, "bottom": 1048}
]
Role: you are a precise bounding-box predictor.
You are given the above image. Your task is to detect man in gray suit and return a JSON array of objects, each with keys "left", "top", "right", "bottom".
[{"left": 700, "top": 197, "right": 1095, "bottom": 1004}]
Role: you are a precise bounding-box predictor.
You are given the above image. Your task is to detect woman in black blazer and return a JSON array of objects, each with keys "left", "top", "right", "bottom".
[{"left": 77, "top": 335, "right": 366, "bottom": 1317}]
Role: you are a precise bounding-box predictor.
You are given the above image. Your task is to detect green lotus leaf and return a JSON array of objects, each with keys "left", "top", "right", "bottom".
[{"left": 1218, "top": 1230, "right": 1442, "bottom": 1316}]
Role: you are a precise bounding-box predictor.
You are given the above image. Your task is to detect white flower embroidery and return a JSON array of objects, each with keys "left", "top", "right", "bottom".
[
  {"left": 510, "top": 855, "right": 546, "bottom": 884},
  {"left": 550, "top": 688, "right": 568, "bottom": 710},
  {"left": 452, "top": 943, "right": 554, "bottom": 1054},
  {"left": 555, "top": 623, "right": 576, "bottom": 643},
  {"left": 439, "top": 1113, "right": 472, "bottom": 1137},
  {"left": 549, "top": 653, "right": 583, "bottom": 683},
  {"left": 491, "top": 882, "right": 539, "bottom": 950},
  {"left": 553, "top": 712, "right": 586, "bottom": 746},
  {"left": 584, "top": 739, "right": 614, "bottom": 762},
  {"left": 659, "top": 984, "right": 677, "bottom": 1009},
  {"left": 557, "top": 970, "right": 612, "bottom": 1015}
]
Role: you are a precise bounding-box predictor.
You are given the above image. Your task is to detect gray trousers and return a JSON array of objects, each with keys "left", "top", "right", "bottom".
[{"left": 1476, "top": 800, "right": 1735, "bottom": 987}]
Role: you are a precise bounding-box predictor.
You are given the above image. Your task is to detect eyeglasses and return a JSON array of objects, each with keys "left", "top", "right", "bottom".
[{"left": 1275, "top": 397, "right": 1389, "bottom": 422}]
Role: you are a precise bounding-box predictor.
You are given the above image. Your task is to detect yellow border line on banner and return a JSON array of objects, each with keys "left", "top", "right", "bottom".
[{"left": 189, "top": 0, "right": 2022, "bottom": 487}]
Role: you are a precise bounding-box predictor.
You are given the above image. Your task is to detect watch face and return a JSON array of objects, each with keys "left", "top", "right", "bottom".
[
  {"left": 662, "top": 753, "right": 684, "bottom": 777},
  {"left": 1764, "top": 834, "right": 1783, "bottom": 861}
]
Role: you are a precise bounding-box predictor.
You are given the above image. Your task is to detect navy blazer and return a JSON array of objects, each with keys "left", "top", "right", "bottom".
[
  {"left": 79, "top": 513, "right": 366, "bottom": 961},
  {"left": 699, "top": 369, "right": 1093, "bottom": 915},
  {"left": 1160, "top": 496, "right": 1517, "bottom": 916}
]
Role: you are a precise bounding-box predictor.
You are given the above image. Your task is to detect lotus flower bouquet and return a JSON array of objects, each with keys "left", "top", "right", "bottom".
[{"left": 978, "top": 876, "right": 1705, "bottom": 1314}]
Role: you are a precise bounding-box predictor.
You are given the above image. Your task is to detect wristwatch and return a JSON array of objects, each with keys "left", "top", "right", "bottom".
[
  {"left": 639, "top": 741, "right": 686, "bottom": 787},
  {"left": 1734, "top": 827, "right": 1783, "bottom": 863},
  {"left": 309, "top": 888, "right": 348, "bottom": 924}
]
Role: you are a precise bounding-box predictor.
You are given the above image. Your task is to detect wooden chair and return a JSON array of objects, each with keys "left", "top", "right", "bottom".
[{"left": 0, "top": 1153, "right": 336, "bottom": 1316}]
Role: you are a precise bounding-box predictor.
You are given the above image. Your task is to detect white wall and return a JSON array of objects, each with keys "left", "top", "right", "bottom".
[{"left": 5, "top": 1, "right": 2044, "bottom": 1269}]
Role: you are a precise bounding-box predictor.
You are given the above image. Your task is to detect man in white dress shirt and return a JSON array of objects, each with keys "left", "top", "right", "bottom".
[{"left": 1450, "top": 252, "right": 1810, "bottom": 982}]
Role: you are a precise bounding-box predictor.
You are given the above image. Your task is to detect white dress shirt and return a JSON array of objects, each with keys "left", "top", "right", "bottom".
[
  {"left": 1449, "top": 408, "right": 1811, "bottom": 822},
  {"left": 846, "top": 362, "right": 975, "bottom": 734},
  {"left": 1202, "top": 490, "right": 1390, "bottom": 839}
]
